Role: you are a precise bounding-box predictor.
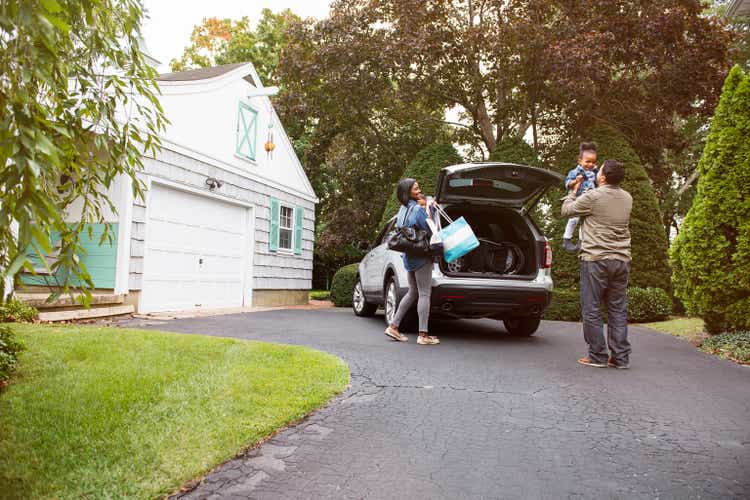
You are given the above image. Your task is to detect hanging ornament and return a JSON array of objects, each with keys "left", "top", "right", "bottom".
[{"left": 264, "top": 122, "right": 275, "bottom": 159}]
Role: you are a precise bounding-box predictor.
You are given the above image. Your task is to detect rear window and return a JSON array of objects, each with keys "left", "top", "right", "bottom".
[{"left": 445, "top": 177, "right": 539, "bottom": 200}]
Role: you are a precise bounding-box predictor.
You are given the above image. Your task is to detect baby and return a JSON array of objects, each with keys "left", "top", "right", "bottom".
[{"left": 563, "top": 142, "right": 598, "bottom": 252}]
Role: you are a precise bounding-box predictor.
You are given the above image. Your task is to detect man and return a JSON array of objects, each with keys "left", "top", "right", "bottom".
[{"left": 561, "top": 160, "right": 633, "bottom": 369}]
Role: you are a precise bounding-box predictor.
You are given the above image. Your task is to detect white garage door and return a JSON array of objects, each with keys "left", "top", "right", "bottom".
[{"left": 140, "top": 183, "right": 250, "bottom": 313}]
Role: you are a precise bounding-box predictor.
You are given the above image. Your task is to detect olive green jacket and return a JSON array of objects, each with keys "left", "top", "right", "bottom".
[{"left": 561, "top": 185, "right": 633, "bottom": 262}]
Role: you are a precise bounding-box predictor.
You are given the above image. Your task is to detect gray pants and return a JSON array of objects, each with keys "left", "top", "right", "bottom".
[
  {"left": 393, "top": 261, "right": 433, "bottom": 332},
  {"left": 580, "top": 259, "right": 631, "bottom": 364}
]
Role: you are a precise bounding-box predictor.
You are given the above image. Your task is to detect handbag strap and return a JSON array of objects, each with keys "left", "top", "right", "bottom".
[
  {"left": 398, "top": 203, "right": 419, "bottom": 228},
  {"left": 433, "top": 204, "right": 454, "bottom": 225}
]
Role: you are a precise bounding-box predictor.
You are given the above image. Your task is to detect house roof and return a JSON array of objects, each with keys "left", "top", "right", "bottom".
[
  {"left": 727, "top": 0, "right": 750, "bottom": 16},
  {"left": 157, "top": 62, "right": 249, "bottom": 82}
]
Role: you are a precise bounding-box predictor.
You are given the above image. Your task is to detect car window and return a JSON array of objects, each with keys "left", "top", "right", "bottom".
[{"left": 374, "top": 219, "right": 396, "bottom": 246}]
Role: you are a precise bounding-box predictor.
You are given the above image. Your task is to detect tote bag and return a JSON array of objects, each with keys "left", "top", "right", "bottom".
[{"left": 434, "top": 206, "right": 479, "bottom": 263}]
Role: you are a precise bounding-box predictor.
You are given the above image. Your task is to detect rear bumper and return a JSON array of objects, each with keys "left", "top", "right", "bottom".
[{"left": 429, "top": 283, "right": 551, "bottom": 317}]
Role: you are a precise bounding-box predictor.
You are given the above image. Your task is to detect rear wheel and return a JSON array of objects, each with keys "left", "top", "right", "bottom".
[
  {"left": 383, "top": 276, "right": 417, "bottom": 331},
  {"left": 352, "top": 278, "right": 377, "bottom": 317},
  {"left": 503, "top": 316, "right": 541, "bottom": 337}
]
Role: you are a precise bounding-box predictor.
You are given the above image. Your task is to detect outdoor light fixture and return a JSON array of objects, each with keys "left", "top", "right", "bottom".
[{"left": 205, "top": 177, "right": 223, "bottom": 190}]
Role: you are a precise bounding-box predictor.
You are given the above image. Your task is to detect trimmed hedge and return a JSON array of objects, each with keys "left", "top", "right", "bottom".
[
  {"left": 309, "top": 290, "right": 331, "bottom": 301},
  {"left": 543, "top": 287, "right": 671, "bottom": 323},
  {"left": 0, "top": 299, "right": 37, "bottom": 323},
  {"left": 379, "top": 143, "right": 462, "bottom": 227},
  {"left": 488, "top": 136, "right": 541, "bottom": 165},
  {"left": 699, "top": 331, "right": 750, "bottom": 364},
  {"left": 627, "top": 287, "right": 671, "bottom": 323},
  {"left": 0, "top": 325, "right": 25, "bottom": 384},
  {"left": 543, "top": 288, "right": 581, "bottom": 321},
  {"left": 548, "top": 125, "right": 671, "bottom": 292},
  {"left": 671, "top": 66, "right": 750, "bottom": 335},
  {"left": 330, "top": 263, "right": 359, "bottom": 307}
]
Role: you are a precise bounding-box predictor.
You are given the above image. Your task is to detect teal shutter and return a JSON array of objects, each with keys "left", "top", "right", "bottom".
[
  {"left": 293, "top": 206, "right": 304, "bottom": 255},
  {"left": 236, "top": 102, "right": 258, "bottom": 160},
  {"left": 269, "top": 198, "right": 280, "bottom": 252}
]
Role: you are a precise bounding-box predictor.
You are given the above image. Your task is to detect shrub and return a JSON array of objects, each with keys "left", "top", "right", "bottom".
[
  {"left": 627, "top": 287, "right": 671, "bottom": 323},
  {"left": 543, "top": 287, "right": 671, "bottom": 323},
  {"left": 488, "top": 136, "right": 541, "bottom": 165},
  {"left": 548, "top": 125, "right": 671, "bottom": 292},
  {"left": 543, "top": 288, "right": 581, "bottom": 321},
  {"left": 699, "top": 331, "right": 750, "bottom": 364},
  {"left": 0, "top": 299, "right": 38, "bottom": 323},
  {"left": 309, "top": 290, "right": 331, "bottom": 301},
  {"left": 379, "top": 143, "right": 463, "bottom": 226},
  {"left": 330, "top": 263, "right": 359, "bottom": 307},
  {"left": 670, "top": 66, "right": 750, "bottom": 335},
  {"left": 0, "top": 325, "right": 25, "bottom": 384}
]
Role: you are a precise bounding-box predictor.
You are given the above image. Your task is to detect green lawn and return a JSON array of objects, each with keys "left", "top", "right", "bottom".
[
  {"left": 0, "top": 324, "right": 349, "bottom": 499},
  {"left": 641, "top": 317, "right": 706, "bottom": 343}
]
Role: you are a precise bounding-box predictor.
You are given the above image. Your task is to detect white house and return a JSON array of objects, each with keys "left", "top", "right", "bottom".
[{"left": 21, "top": 61, "right": 317, "bottom": 316}]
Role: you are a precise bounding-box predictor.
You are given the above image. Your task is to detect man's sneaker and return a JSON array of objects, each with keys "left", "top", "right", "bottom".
[
  {"left": 563, "top": 238, "right": 580, "bottom": 253},
  {"left": 577, "top": 357, "right": 607, "bottom": 368},
  {"left": 608, "top": 357, "right": 630, "bottom": 369},
  {"left": 417, "top": 335, "right": 440, "bottom": 345}
]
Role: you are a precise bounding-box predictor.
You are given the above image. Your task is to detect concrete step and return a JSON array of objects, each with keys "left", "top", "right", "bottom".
[
  {"left": 37, "top": 304, "right": 135, "bottom": 322},
  {"left": 16, "top": 292, "right": 124, "bottom": 309}
]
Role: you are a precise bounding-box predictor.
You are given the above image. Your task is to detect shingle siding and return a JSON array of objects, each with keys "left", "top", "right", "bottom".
[{"left": 128, "top": 146, "right": 315, "bottom": 292}]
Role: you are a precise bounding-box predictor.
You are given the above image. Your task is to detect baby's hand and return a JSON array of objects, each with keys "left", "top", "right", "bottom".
[{"left": 575, "top": 174, "right": 584, "bottom": 183}]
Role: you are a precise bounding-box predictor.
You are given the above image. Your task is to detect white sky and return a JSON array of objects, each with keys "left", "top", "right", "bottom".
[{"left": 141, "top": 0, "right": 333, "bottom": 73}]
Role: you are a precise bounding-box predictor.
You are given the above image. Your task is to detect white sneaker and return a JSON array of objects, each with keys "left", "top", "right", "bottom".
[{"left": 417, "top": 335, "right": 440, "bottom": 345}]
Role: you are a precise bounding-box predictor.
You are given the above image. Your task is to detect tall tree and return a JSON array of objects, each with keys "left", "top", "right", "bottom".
[
  {"left": 670, "top": 66, "right": 750, "bottom": 334},
  {"left": 170, "top": 9, "right": 301, "bottom": 86},
  {"left": 0, "top": 0, "right": 166, "bottom": 301}
]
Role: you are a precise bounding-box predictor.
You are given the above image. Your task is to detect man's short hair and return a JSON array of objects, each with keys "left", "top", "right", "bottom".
[{"left": 601, "top": 160, "right": 625, "bottom": 185}]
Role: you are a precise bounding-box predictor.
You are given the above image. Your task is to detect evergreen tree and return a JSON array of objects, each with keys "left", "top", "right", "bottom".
[
  {"left": 670, "top": 66, "right": 750, "bottom": 334},
  {"left": 379, "top": 143, "right": 462, "bottom": 226},
  {"left": 488, "top": 136, "right": 541, "bottom": 165},
  {"left": 548, "top": 125, "right": 671, "bottom": 292}
]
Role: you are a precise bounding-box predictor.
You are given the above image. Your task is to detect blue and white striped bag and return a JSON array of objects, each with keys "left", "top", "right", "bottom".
[{"left": 435, "top": 207, "right": 479, "bottom": 263}]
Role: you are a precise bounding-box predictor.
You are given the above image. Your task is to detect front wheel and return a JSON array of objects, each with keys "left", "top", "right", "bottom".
[
  {"left": 503, "top": 316, "right": 541, "bottom": 337},
  {"left": 352, "top": 278, "right": 377, "bottom": 317}
]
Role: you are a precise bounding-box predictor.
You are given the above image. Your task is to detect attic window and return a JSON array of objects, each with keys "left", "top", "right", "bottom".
[{"left": 236, "top": 102, "right": 258, "bottom": 161}]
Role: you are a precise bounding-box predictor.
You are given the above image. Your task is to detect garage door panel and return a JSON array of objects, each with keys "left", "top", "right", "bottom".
[{"left": 140, "top": 184, "right": 250, "bottom": 313}]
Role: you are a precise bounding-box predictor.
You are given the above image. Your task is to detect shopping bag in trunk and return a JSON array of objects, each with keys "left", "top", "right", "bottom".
[{"left": 435, "top": 207, "right": 479, "bottom": 263}]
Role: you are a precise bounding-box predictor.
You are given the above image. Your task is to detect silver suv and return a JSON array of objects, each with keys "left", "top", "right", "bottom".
[{"left": 352, "top": 162, "right": 563, "bottom": 336}]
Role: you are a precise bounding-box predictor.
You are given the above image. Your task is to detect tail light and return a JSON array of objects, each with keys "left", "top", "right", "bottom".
[{"left": 543, "top": 241, "right": 552, "bottom": 268}]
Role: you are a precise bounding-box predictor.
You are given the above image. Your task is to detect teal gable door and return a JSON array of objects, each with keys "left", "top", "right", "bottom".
[{"left": 236, "top": 102, "right": 258, "bottom": 161}]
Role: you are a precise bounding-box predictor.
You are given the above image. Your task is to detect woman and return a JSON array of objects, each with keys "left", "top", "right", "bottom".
[{"left": 384, "top": 178, "right": 440, "bottom": 345}]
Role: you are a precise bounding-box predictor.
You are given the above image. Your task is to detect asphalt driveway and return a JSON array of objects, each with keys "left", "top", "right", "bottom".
[{"left": 128, "top": 309, "right": 750, "bottom": 499}]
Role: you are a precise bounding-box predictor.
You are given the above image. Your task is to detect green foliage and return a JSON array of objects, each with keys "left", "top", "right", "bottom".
[
  {"left": 0, "top": 325, "right": 25, "bottom": 384},
  {"left": 0, "top": 324, "right": 348, "bottom": 497},
  {"left": 543, "top": 287, "right": 671, "bottom": 323},
  {"left": 542, "top": 288, "right": 581, "bottom": 322},
  {"left": 379, "top": 143, "right": 462, "bottom": 226},
  {"left": 700, "top": 331, "right": 750, "bottom": 364},
  {"left": 0, "top": 300, "right": 38, "bottom": 323},
  {"left": 488, "top": 136, "right": 540, "bottom": 165},
  {"left": 330, "top": 263, "right": 360, "bottom": 307},
  {"left": 627, "top": 287, "right": 672, "bottom": 323},
  {"left": 547, "top": 125, "right": 671, "bottom": 292},
  {"left": 170, "top": 9, "right": 300, "bottom": 86},
  {"left": 0, "top": 0, "right": 166, "bottom": 303},
  {"left": 670, "top": 66, "right": 750, "bottom": 335},
  {"left": 309, "top": 290, "right": 331, "bottom": 301}
]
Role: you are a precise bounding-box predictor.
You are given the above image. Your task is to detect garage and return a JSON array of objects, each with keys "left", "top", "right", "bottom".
[{"left": 139, "top": 182, "right": 252, "bottom": 313}]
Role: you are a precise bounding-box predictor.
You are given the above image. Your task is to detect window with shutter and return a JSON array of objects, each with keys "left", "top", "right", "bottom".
[
  {"left": 294, "top": 206, "right": 303, "bottom": 255},
  {"left": 269, "top": 198, "right": 279, "bottom": 251},
  {"left": 236, "top": 102, "right": 258, "bottom": 161}
]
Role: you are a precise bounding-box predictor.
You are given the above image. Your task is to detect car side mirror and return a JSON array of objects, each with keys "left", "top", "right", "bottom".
[{"left": 356, "top": 241, "right": 372, "bottom": 252}]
